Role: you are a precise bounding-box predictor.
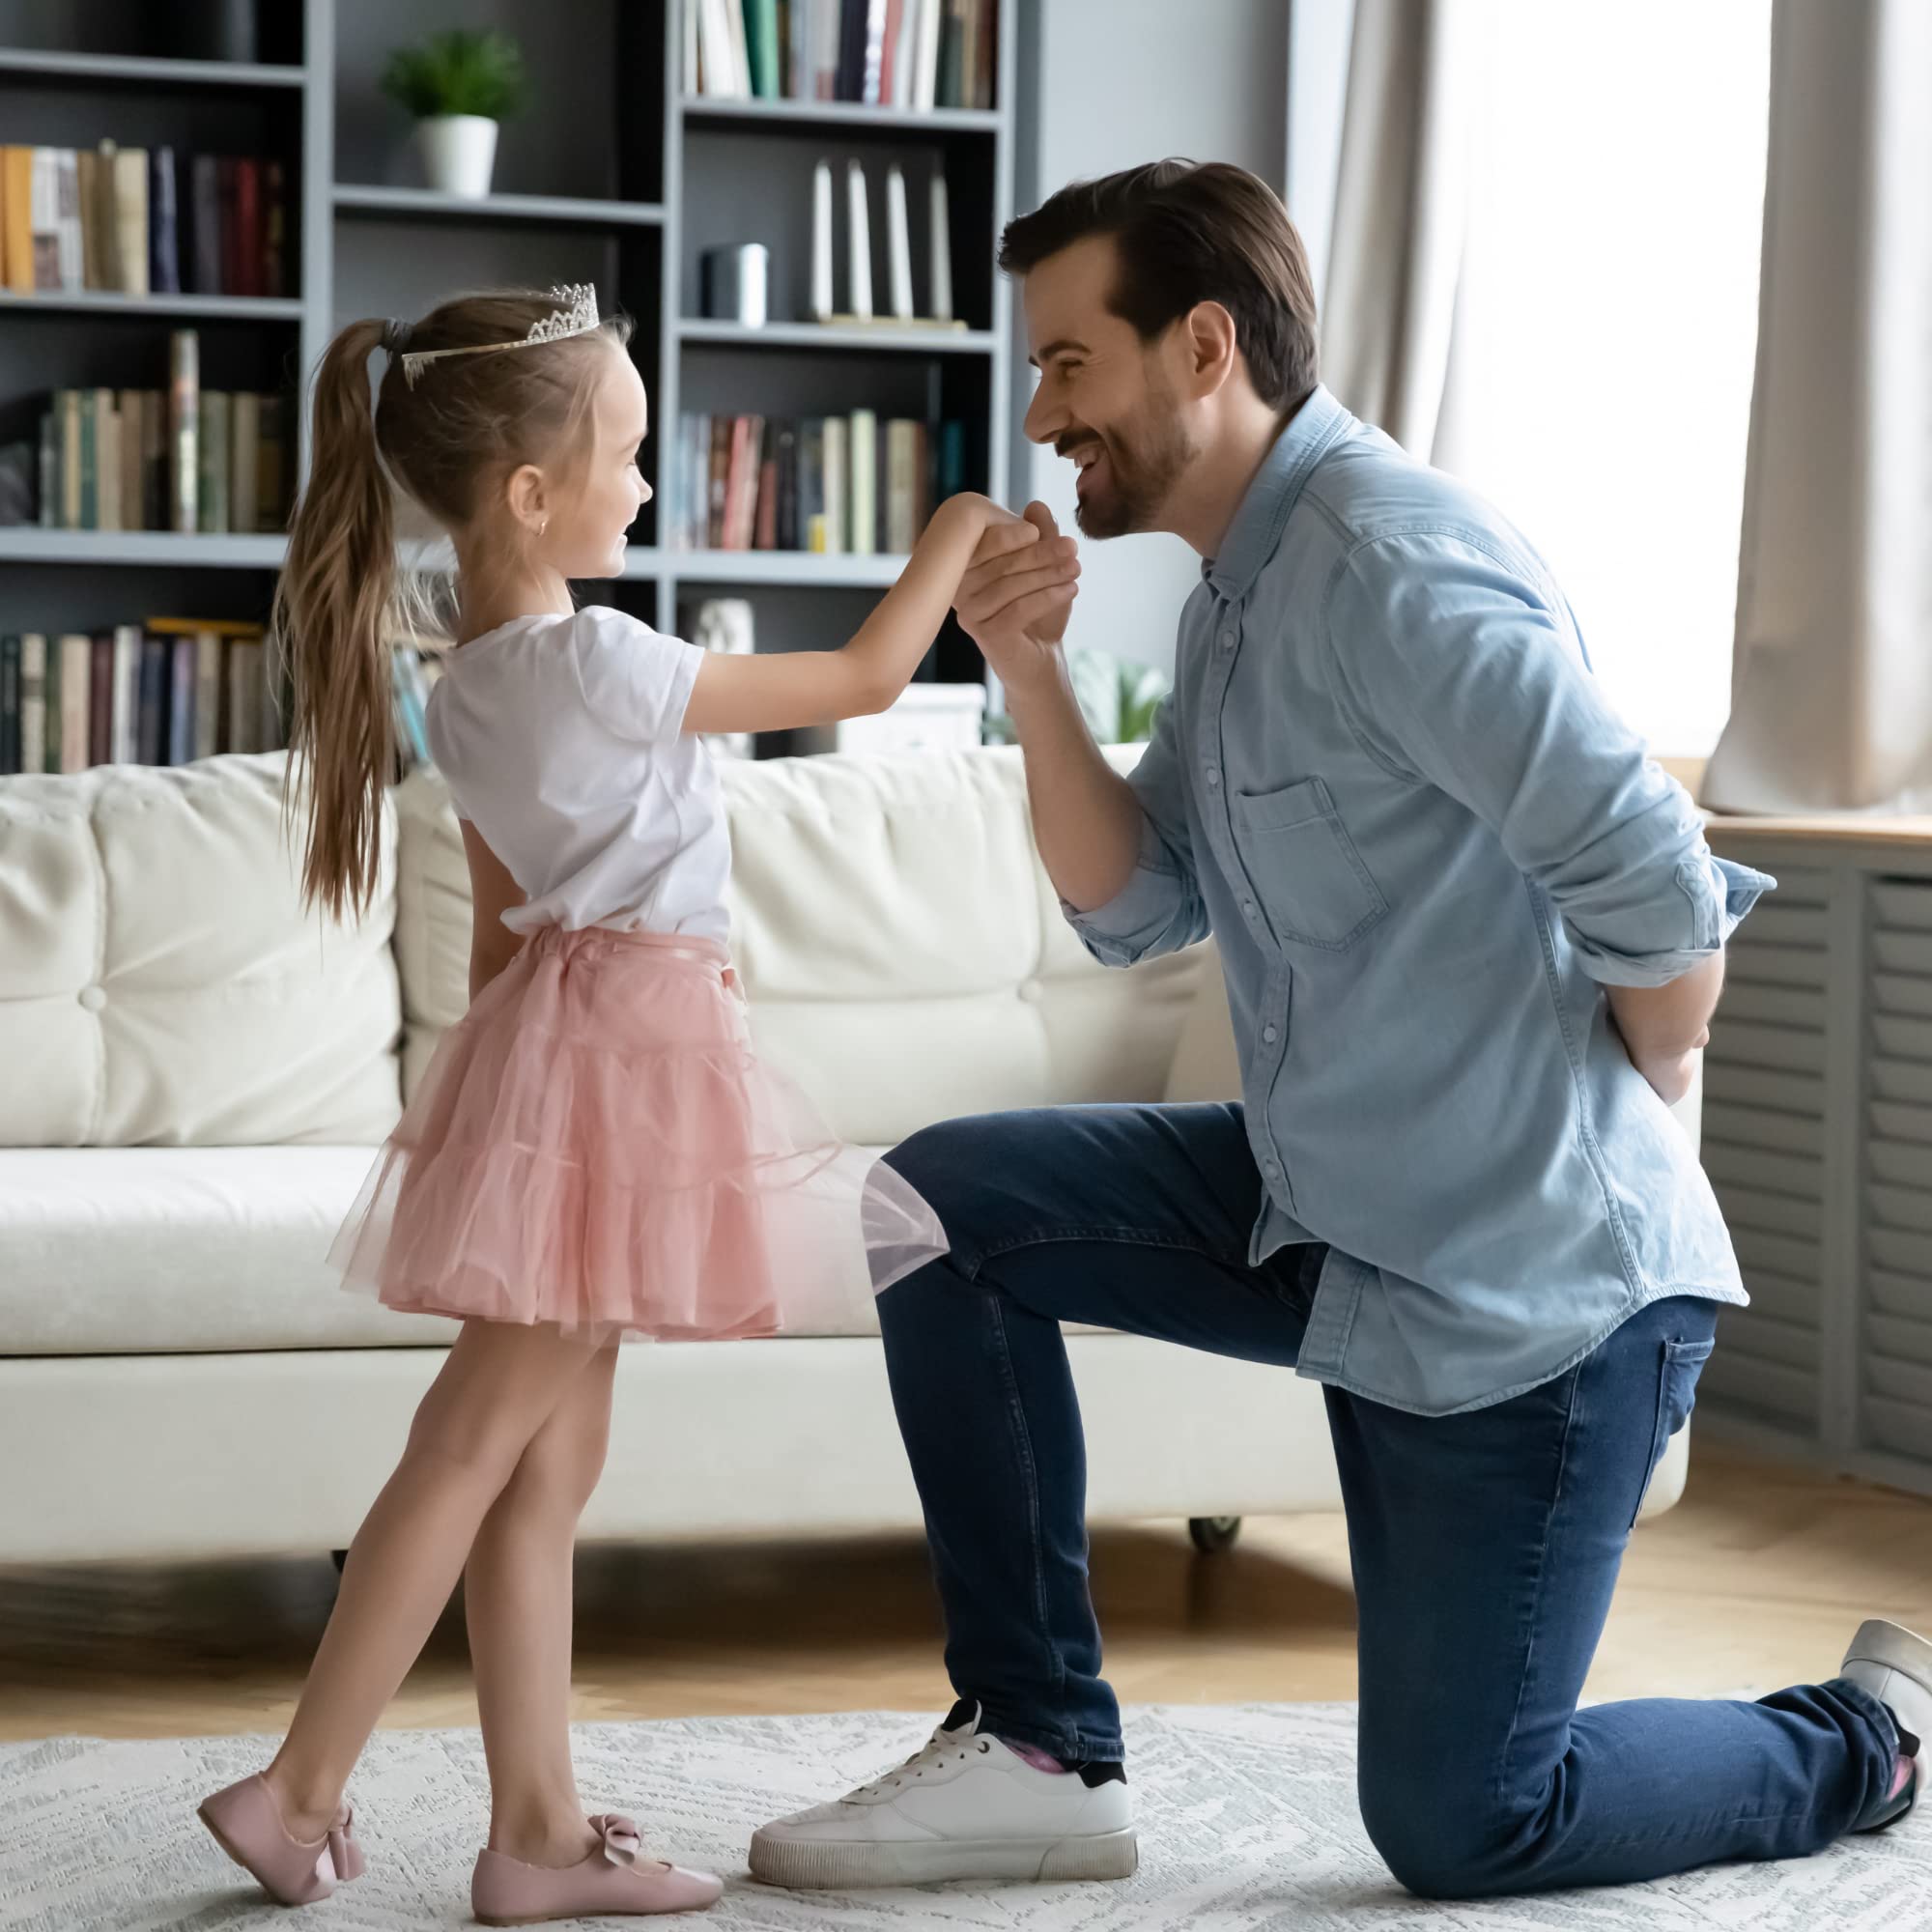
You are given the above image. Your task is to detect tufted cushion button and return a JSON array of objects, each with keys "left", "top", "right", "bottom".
[
  {"left": 1018, "top": 978, "right": 1045, "bottom": 1004},
  {"left": 77, "top": 985, "right": 107, "bottom": 1012}
]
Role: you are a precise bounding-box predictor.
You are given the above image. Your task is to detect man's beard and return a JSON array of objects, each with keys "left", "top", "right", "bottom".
[{"left": 1066, "top": 384, "right": 1193, "bottom": 539}]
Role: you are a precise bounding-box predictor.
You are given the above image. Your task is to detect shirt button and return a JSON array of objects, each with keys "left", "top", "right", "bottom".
[
  {"left": 1242, "top": 898, "right": 1257, "bottom": 918},
  {"left": 77, "top": 985, "right": 106, "bottom": 1012},
  {"left": 1219, "top": 630, "right": 1235, "bottom": 650},
  {"left": 1264, "top": 1159, "right": 1281, "bottom": 1179},
  {"left": 1263, "top": 1024, "right": 1278, "bottom": 1044},
  {"left": 1206, "top": 765, "right": 1220, "bottom": 787}
]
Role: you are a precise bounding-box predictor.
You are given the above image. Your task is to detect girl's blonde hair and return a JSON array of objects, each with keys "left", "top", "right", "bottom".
[{"left": 277, "top": 289, "right": 634, "bottom": 921}]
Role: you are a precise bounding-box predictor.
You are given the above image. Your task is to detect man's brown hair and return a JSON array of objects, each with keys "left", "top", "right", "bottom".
[{"left": 999, "top": 159, "right": 1319, "bottom": 412}]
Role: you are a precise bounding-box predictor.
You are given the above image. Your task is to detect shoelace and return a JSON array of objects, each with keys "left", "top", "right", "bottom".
[{"left": 846, "top": 1725, "right": 995, "bottom": 1801}]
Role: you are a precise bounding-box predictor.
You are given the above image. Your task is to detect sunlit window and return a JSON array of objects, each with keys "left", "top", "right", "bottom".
[{"left": 1438, "top": 0, "right": 1774, "bottom": 760}]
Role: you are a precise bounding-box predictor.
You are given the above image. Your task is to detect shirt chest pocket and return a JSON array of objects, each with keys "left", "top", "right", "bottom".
[{"left": 1232, "top": 778, "right": 1388, "bottom": 951}]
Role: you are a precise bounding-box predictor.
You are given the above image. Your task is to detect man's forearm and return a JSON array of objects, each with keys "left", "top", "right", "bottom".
[
  {"left": 1606, "top": 952, "right": 1726, "bottom": 1064},
  {"left": 1005, "top": 657, "right": 1146, "bottom": 913}
]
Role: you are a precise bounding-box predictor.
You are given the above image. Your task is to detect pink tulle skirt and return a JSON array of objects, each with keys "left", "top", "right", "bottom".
[{"left": 328, "top": 925, "right": 949, "bottom": 1341}]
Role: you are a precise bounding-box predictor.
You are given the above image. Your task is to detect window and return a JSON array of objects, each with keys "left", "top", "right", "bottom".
[{"left": 1437, "top": 1, "right": 1773, "bottom": 761}]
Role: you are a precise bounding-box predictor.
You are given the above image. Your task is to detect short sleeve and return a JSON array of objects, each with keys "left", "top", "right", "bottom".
[
  {"left": 569, "top": 607, "right": 704, "bottom": 744},
  {"left": 421, "top": 684, "right": 471, "bottom": 820}
]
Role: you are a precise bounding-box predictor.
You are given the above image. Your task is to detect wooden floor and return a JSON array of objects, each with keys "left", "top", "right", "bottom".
[{"left": 3, "top": 1443, "right": 1929, "bottom": 1745}]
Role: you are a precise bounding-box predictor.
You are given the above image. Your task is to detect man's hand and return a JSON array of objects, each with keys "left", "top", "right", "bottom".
[
  {"left": 1629, "top": 1043, "right": 1703, "bottom": 1107},
  {"left": 955, "top": 500, "right": 1080, "bottom": 696}
]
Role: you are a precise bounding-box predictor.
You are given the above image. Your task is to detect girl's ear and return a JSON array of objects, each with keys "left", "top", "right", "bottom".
[{"left": 504, "top": 462, "right": 549, "bottom": 534}]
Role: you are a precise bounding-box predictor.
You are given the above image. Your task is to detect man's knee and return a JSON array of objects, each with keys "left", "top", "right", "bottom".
[
  {"left": 883, "top": 1113, "right": 1009, "bottom": 1214},
  {"left": 1359, "top": 1767, "right": 1520, "bottom": 1901}
]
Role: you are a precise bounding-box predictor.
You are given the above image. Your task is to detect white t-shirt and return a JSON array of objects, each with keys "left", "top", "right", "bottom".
[{"left": 425, "top": 605, "right": 729, "bottom": 943}]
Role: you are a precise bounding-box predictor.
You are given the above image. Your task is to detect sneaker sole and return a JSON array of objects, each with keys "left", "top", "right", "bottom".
[
  {"left": 748, "top": 1826, "right": 1139, "bottom": 1889},
  {"left": 1845, "top": 1618, "right": 1932, "bottom": 1689}
]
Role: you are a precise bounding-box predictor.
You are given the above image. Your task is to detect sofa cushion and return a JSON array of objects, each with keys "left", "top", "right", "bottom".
[
  {"left": 1163, "top": 940, "right": 1241, "bottom": 1102},
  {"left": 0, "top": 1147, "right": 454, "bottom": 1352},
  {"left": 395, "top": 748, "right": 1208, "bottom": 1144},
  {"left": 0, "top": 1143, "right": 926, "bottom": 1352},
  {"left": 0, "top": 756, "right": 402, "bottom": 1147}
]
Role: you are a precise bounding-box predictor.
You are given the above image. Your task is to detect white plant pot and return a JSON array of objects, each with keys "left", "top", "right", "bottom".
[{"left": 415, "top": 115, "right": 498, "bottom": 200}]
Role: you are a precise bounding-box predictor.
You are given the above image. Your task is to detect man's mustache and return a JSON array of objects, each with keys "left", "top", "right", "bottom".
[{"left": 1055, "top": 434, "right": 1102, "bottom": 461}]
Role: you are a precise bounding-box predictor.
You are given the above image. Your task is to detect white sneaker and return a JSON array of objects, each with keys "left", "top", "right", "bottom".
[
  {"left": 750, "top": 1703, "right": 1137, "bottom": 1889},
  {"left": 1842, "top": 1618, "right": 1929, "bottom": 1833}
]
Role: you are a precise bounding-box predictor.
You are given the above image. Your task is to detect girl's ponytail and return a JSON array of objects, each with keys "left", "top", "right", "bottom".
[{"left": 276, "top": 317, "right": 398, "bottom": 923}]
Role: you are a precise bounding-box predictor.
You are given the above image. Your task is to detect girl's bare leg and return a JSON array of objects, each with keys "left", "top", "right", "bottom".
[
  {"left": 464, "top": 1342, "right": 621, "bottom": 1867},
  {"left": 261, "top": 1320, "right": 602, "bottom": 1836}
]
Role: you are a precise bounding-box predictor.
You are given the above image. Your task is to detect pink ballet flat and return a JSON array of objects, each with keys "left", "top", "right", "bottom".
[
  {"left": 471, "top": 1813, "right": 724, "bottom": 1923},
  {"left": 197, "top": 1773, "right": 366, "bottom": 1906}
]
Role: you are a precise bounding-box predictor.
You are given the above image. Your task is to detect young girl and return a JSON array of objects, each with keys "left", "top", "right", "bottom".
[{"left": 193, "top": 284, "right": 1078, "bottom": 1924}]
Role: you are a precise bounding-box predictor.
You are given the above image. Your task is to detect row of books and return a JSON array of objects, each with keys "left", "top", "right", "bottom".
[
  {"left": 0, "top": 144, "right": 288, "bottom": 299},
  {"left": 30, "top": 382, "right": 286, "bottom": 536},
  {"left": 687, "top": 0, "right": 997, "bottom": 111},
  {"left": 670, "top": 412, "right": 966, "bottom": 554},
  {"left": 0, "top": 625, "right": 282, "bottom": 778}
]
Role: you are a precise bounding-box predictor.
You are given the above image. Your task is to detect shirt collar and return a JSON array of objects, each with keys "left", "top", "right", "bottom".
[{"left": 1202, "top": 384, "right": 1353, "bottom": 601}]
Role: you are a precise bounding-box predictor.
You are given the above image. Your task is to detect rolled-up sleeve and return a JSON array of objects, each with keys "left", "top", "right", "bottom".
[
  {"left": 1325, "top": 531, "right": 1776, "bottom": 988},
  {"left": 1062, "top": 692, "right": 1209, "bottom": 968}
]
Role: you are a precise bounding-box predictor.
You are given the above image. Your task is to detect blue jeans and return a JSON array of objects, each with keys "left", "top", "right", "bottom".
[{"left": 877, "top": 1102, "right": 1899, "bottom": 1898}]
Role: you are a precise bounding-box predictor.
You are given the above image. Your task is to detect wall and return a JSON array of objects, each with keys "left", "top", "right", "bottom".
[{"left": 1008, "top": 0, "right": 1291, "bottom": 673}]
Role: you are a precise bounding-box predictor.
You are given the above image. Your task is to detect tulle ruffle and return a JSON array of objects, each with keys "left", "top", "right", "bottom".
[{"left": 328, "top": 925, "right": 948, "bottom": 1341}]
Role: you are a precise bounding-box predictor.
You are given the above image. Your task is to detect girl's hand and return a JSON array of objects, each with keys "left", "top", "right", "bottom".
[{"left": 928, "top": 490, "right": 1029, "bottom": 543}]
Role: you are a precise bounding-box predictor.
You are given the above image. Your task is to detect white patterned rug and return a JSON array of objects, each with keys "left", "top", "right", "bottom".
[{"left": 0, "top": 1705, "right": 1923, "bottom": 1931}]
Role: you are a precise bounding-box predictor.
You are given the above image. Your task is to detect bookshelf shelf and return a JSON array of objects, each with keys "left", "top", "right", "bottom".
[
  {"left": 0, "top": 291, "right": 304, "bottom": 322},
  {"left": 0, "top": 52, "right": 306, "bottom": 91},
  {"left": 0, "top": 531, "right": 287, "bottom": 567},
  {"left": 676, "top": 319, "right": 997, "bottom": 355},
  {"left": 665, "top": 550, "right": 910, "bottom": 588},
  {"left": 678, "top": 98, "right": 1000, "bottom": 134},
  {"left": 332, "top": 186, "right": 668, "bottom": 230},
  {"left": 2, "top": 0, "right": 1016, "bottom": 766}
]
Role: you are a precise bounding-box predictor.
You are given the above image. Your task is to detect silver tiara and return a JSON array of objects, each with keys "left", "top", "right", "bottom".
[{"left": 399, "top": 284, "right": 601, "bottom": 387}]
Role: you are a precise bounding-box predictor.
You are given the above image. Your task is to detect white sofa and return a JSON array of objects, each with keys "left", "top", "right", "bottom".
[{"left": 0, "top": 747, "right": 1690, "bottom": 1564}]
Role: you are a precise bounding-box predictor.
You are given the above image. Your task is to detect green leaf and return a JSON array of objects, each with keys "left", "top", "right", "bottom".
[
  {"left": 381, "top": 30, "right": 528, "bottom": 122},
  {"left": 1068, "top": 648, "right": 1122, "bottom": 744},
  {"left": 1119, "top": 662, "right": 1171, "bottom": 743}
]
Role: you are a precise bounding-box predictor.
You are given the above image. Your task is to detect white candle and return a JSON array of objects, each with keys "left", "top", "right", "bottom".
[
  {"left": 886, "top": 164, "right": 914, "bottom": 321},
  {"left": 928, "top": 166, "right": 953, "bottom": 323},
  {"left": 846, "top": 160, "right": 873, "bottom": 319},
  {"left": 810, "top": 159, "right": 834, "bottom": 321}
]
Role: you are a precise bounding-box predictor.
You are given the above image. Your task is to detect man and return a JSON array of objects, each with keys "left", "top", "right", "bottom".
[{"left": 753, "top": 161, "right": 1927, "bottom": 1898}]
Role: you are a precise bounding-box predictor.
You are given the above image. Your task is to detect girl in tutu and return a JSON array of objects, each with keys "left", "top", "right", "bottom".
[{"left": 195, "top": 285, "right": 1078, "bottom": 1924}]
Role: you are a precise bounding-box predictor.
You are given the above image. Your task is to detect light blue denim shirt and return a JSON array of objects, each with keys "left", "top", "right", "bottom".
[{"left": 1066, "top": 386, "right": 1773, "bottom": 1415}]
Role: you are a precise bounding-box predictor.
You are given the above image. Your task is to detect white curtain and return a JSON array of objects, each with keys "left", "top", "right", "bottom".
[
  {"left": 1701, "top": 0, "right": 1932, "bottom": 813},
  {"left": 1318, "top": 0, "right": 1486, "bottom": 461}
]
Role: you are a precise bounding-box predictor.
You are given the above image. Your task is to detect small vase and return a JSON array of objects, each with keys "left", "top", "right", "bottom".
[{"left": 415, "top": 115, "right": 498, "bottom": 200}]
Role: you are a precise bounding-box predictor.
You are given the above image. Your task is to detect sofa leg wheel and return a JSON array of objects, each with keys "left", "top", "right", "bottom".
[
  {"left": 1188, "top": 1516, "right": 1242, "bottom": 1553},
  {"left": 330, "top": 1549, "right": 349, "bottom": 1573}
]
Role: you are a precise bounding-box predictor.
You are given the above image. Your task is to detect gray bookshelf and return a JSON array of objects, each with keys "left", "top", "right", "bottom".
[{"left": 0, "top": 0, "right": 1018, "bottom": 719}]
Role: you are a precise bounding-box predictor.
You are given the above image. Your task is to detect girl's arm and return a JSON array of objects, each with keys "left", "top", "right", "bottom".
[
  {"left": 680, "top": 493, "right": 1078, "bottom": 739},
  {"left": 459, "top": 819, "right": 528, "bottom": 1004}
]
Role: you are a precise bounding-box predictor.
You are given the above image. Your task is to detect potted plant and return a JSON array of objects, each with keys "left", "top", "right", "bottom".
[
  {"left": 985, "top": 650, "right": 1172, "bottom": 747},
  {"left": 381, "top": 29, "right": 527, "bottom": 201}
]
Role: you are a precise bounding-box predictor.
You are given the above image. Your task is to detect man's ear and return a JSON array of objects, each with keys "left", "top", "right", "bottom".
[{"left": 1183, "top": 301, "right": 1239, "bottom": 399}]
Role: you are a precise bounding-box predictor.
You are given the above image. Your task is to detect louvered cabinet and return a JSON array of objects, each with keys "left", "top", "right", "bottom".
[{"left": 1700, "top": 825, "right": 1932, "bottom": 1496}]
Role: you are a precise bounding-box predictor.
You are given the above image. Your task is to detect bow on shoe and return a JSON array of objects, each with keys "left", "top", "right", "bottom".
[
  {"left": 325, "top": 1805, "right": 366, "bottom": 1885},
  {"left": 594, "top": 1815, "right": 644, "bottom": 1868}
]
